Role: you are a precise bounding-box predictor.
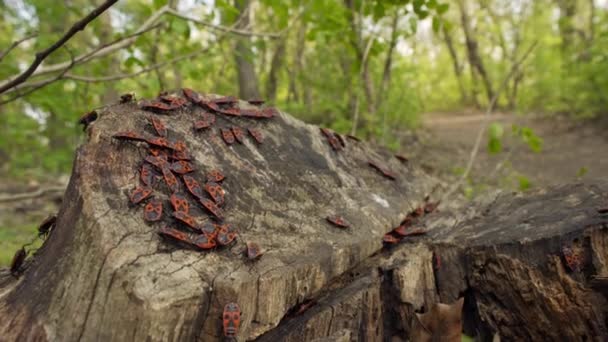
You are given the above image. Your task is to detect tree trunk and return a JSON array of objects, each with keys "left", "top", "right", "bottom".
[
  {"left": 234, "top": 0, "right": 261, "bottom": 99},
  {"left": 2, "top": 92, "right": 608, "bottom": 341},
  {"left": 266, "top": 38, "right": 286, "bottom": 103},
  {"left": 457, "top": 0, "right": 495, "bottom": 104},
  {"left": 441, "top": 24, "right": 467, "bottom": 104}
]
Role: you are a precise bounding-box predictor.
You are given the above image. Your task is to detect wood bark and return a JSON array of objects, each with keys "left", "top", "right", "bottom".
[
  {"left": 441, "top": 24, "right": 467, "bottom": 104},
  {"left": 234, "top": 0, "right": 261, "bottom": 100},
  {"left": 1, "top": 93, "right": 607, "bottom": 341}
]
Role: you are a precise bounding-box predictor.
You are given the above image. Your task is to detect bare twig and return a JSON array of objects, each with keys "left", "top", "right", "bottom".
[
  {"left": 0, "top": 47, "right": 76, "bottom": 105},
  {"left": 0, "top": 33, "right": 38, "bottom": 63},
  {"left": 440, "top": 41, "right": 538, "bottom": 204},
  {"left": 0, "top": 186, "right": 65, "bottom": 203},
  {"left": 165, "top": 8, "right": 281, "bottom": 39},
  {"left": 0, "top": 0, "right": 119, "bottom": 94}
]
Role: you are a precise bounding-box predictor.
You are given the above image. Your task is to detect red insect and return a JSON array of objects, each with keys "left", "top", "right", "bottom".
[
  {"left": 193, "top": 112, "right": 216, "bottom": 130},
  {"left": 159, "top": 95, "right": 187, "bottom": 108},
  {"left": 204, "top": 182, "right": 225, "bottom": 206},
  {"left": 220, "top": 128, "right": 236, "bottom": 145},
  {"left": 140, "top": 100, "right": 176, "bottom": 112},
  {"left": 113, "top": 131, "right": 147, "bottom": 142},
  {"left": 223, "top": 303, "right": 241, "bottom": 338},
  {"left": 161, "top": 165, "right": 180, "bottom": 193},
  {"left": 182, "top": 88, "right": 203, "bottom": 104},
  {"left": 145, "top": 155, "right": 169, "bottom": 170},
  {"left": 433, "top": 252, "right": 441, "bottom": 270},
  {"left": 200, "top": 221, "right": 218, "bottom": 238},
  {"left": 326, "top": 215, "right": 350, "bottom": 228},
  {"left": 598, "top": 207, "right": 608, "bottom": 214},
  {"left": 219, "top": 107, "right": 241, "bottom": 116},
  {"left": 400, "top": 216, "right": 413, "bottom": 227},
  {"left": 294, "top": 299, "right": 316, "bottom": 316},
  {"left": 260, "top": 107, "right": 278, "bottom": 118},
  {"left": 140, "top": 163, "right": 155, "bottom": 186},
  {"left": 170, "top": 160, "right": 194, "bottom": 174},
  {"left": 200, "top": 198, "right": 224, "bottom": 220},
  {"left": 392, "top": 225, "right": 408, "bottom": 237},
  {"left": 232, "top": 127, "right": 245, "bottom": 144},
  {"left": 182, "top": 175, "right": 205, "bottom": 199},
  {"left": 412, "top": 206, "right": 425, "bottom": 217},
  {"left": 158, "top": 225, "right": 189, "bottom": 243},
  {"left": 146, "top": 137, "right": 176, "bottom": 150},
  {"left": 241, "top": 108, "right": 262, "bottom": 118},
  {"left": 216, "top": 224, "right": 237, "bottom": 246},
  {"left": 149, "top": 148, "right": 169, "bottom": 159},
  {"left": 346, "top": 134, "right": 361, "bottom": 142},
  {"left": 395, "top": 154, "right": 409, "bottom": 163},
  {"left": 334, "top": 133, "right": 346, "bottom": 148},
  {"left": 207, "top": 169, "right": 225, "bottom": 183},
  {"left": 129, "top": 186, "right": 153, "bottom": 204},
  {"left": 10, "top": 247, "right": 27, "bottom": 276},
  {"left": 78, "top": 110, "right": 97, "bottom": 131},
  {"left": 172, "top": 140, "right": 187, "bottom": 152},
  {"left": 320, "top": 128, "right": 342, "bottom": 151},
  {"left": 245, "top": 241, "right": 263, "bottom": 260},
  {"left": 212, "top": 96, "right": 238, "bottom": 106},
  {"left": 192, "top": 233, "right": 217, "bottom": 249},
  {"left": 401, "top": 228, "right": 427, "bottom": 237},
  {"left": 120, "top": 93, "right": 134, "bottom": 103},
  {"left": 247, "top": 128, "right": 264, "bottom": 144},
  {"left": 203, "top": 100, "right": 220, "bottom": 112},
  {"left": 562, "top": 245, "right": 584, "bottom": 272},
  {"left": 144, "top": 199, "right": 163, "bottom": 222},
  {"left": 424, "top": 201, "right": 440, "bottom": 214},
  {"left": 38, "top": 214, "right": 57, "bottom": 237},
  {"left": 368, "top": 161, "right": 396, "bottom": 180},
  {"left": 171, "top": 149, "right": 191, "bottom": 161},
  {"left": 170, "top": 193, "right": 190, "bottom": 214},
  {"left": 172, "top": 211, "right": 198, "bottom": 230},
  {"left": 247, "top": 99, "right": 265, "bottom": 106},
  {"left": 383, "top": 233, "right": 401, "bottom": 245},
  {"left": 149, "top": 117, "right": 167, "bottom": 137}
]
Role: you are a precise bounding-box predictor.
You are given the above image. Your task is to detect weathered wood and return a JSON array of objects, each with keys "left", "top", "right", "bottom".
[{"left": 1, "top": 91, "right": 607, "bottom": 341}]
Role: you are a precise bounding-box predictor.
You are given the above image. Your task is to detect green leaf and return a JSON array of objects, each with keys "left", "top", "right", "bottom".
[
  {"left": 427, "top": 0, "right": 438, "bottom": 9},
  {"left": 153, "top": 0, "right": 165, "bottom": 10},
  {"left": 518, "top": 176, "right": 531, "bottom": 191},
  {"left": 432, "top": 16, "right": 441, "bottom": 33},
  {"left": 124, "top": 56, "right": 144, "bottom": 68},
  {"left": 436, "top": 3, "right": 449, "bottom": 14},
  {"left": 576, "top": 167, "right": 588, "bottom": 178},
  {"left": 487, "top": 122, "right": 503, "bottom": 154}
]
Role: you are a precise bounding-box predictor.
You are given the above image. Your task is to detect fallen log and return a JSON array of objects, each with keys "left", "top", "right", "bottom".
[{"left": 0, "top": 90, "right": 606, "bottom": 341}]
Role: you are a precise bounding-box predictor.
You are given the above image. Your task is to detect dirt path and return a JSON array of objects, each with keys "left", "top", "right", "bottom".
[{"left": 412, "top": 110, "right": 608, "bottom": 192}]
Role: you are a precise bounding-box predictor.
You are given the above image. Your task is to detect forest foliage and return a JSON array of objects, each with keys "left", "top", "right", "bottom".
[{"left": 0, "top": 0, "right": 605, "bottom": 178}]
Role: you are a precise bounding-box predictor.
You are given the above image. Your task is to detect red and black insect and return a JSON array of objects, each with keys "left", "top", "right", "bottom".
[
  {"left": 172, "top": 211, "right": 198, "bottom": 230},
  {"left": 346, "top": 134, "right": 360, "bottom": 142},
  {"left": 170, "top": 160, "right": 194, "bottom": 174},
  {"left": 326, "top": 215, "right": 350, "bottom": 228},
  {"left": 412, "top": 206, "right": 424, "bottom": 217},
  {"left": 223, "top": 303, "right": 241, "bottom": 338},
  {"left": 383, "top": 233, "right": 401, "bottom": 245},
  {"left": 368, "top": 161, "right": 396, "bottom": 180},
  {"left": 294, "top": 299, "right": 317, "bottom": 316},
  {"left": 193, "top": 112, "right": 216, "bottom": 130},
  {"left": 562, "top": 245, "right": 583, "bottom": 272},
  {"left": 400, "top": 216, "right": 413, "bottom": 228},
  {"left": 140, "top": 163, "right": 156, "bottom": 186},
  {"left": 248, "top": 128, "right": 264, "bottom": 144},
  {"left": 38, "top": 214, "right": 57, "bottom": 237},
  {"left": 146, "top": 137, "right": 176, "bottom": 150},
  {"left": 170, "top": 193, "right": 190, "bottom": 214},
  {"left": 220, "top": 128, "right": 236, "bottom": 145},
  {"left": 216, "top": 224, "right": 237, "bottom": 246},
  {"left": 204, "top": 182, "right": 225, "bottom": 206},
  {"left": 200, "top": 198, "right": 224, "bottom": 220},
  {"left": 10, "top": 247, "right": 27, "bottom": 277},
  {"left": 144, "top": 199, "right": 163, "bottom": 222},
  {"left": 192, "top": 233, "right": 217, "bottom": 249},
  {"left": 247, "top": 99, "right": 265, "bottom": 106},
  {"left": 120, "top": 93, "right": 135, "bottom": 103},
  {"left": 334, "top": 133, "right": 346, "bottom": 148},
  {"left": 260, "top": 107, "right": 278, "bottom": 118},
  {"left": 203, "top": 100, "right": 220, "bottom": 113},
  {"left": 158, "top": 226, "right": 191, "bottom": 244},
  {"left": 200, "top": 221, "right": 218, "bottom": 238},
  {"left": 424, "top": 201, "right": 439, "bottom": 214},
  {"left": 219, "top": 107, "right": 241, "bottom": 116},
  {"left": 149, "top": 148, "right": 170, "bottom": 159},
  {"left": 241, "top": 108, "right": 262, "bottom": 118},
  {"left": 212, "top": 96, "right": 238, "bottom": 106},
  {"left": 78, "top": 110, "right": 98, "bottom": 131},
  {"left": 113, "top": 131, "right": 147, "bottom": 142},
  {"left": 320, "top": 128, "right": 342, "bottom": 151},
  {"left": 207, "top": 169, "right": 225, "bottom": 183},
  {"left": 159, "top": 95, "right": 187, "bottom": 108},
  {"left": 140, "top": 100, "right": 176, "bottom": 112},
  {"left": 182, "top": 175, "right": 205, "bottom": 199},
  {"left": 161, "top": 165, "right": 180, "bottom": 193},
  {"left": 392, "top": 225, "right": 408, "bottom": 237},
  {"left": 171, "top": 149, "right": 191, "bottom": 161},
  {"left": 149, "top": 117, "right": 167, "bottom": 137},
  {"left": 232, "top": 127, "right": 245, "bottom": 144},
  {"left": 145, "top": 155, "right": 169, "bottom": 170},
  {"left": 245, "top": 241, "right": 263, "bottom": 260},
  {"left": 172, "top": 140, "right": 187, "bottom": 152},
  {"left": 182, "top": 88, "right": 203, "bottom": 104},
  {"left": 129, "top": 186, "right": 153, "bottom": 204},
  {"left": 395, "top": 154, "right": 409, "bottom": 163}
]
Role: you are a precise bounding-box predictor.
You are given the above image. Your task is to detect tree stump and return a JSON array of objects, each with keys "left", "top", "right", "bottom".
[{"left": 0, "top": 91, "right": 607, "bottom": 341}]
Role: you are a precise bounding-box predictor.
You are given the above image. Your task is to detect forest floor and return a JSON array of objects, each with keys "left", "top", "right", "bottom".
[
  {"left": 410, "top": 109, "right": 608, "bottom": 195},
  {"left": 1, "top": 110, "right": 608, "bottom": 266}
]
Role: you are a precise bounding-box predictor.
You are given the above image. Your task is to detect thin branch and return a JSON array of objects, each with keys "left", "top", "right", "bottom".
[
  {"left": 165, "top": 8, "right": 281, "bottom": 39},
  {"left": 0, "top": 0, "right": 119, "bottom": 94},
  {"left": 0, "top": 186, "right": 65, "bottom": 203},
  {"left": 0, "top": 33, "right": 38, "bottom": 63},
  {"left": 440, "top": 41, "right": 538, "bottom": 205}
]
